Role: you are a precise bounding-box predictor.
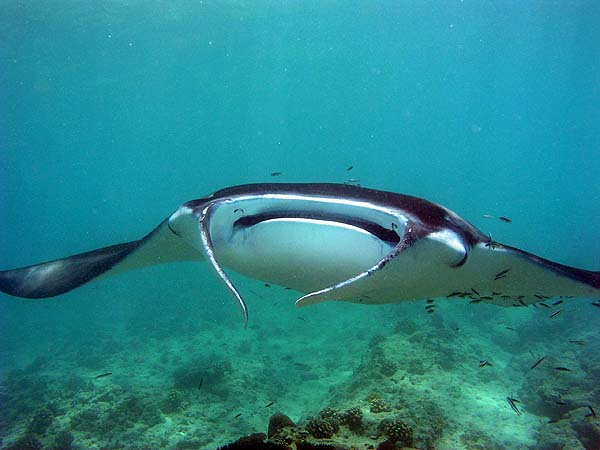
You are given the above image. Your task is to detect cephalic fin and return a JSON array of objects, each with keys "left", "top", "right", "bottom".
[
  {"left": 296, "top": 224, "right": 419, "bottom": 307},
  {"left": 198, "top": 205, "right": 249, "bottom": 326}
]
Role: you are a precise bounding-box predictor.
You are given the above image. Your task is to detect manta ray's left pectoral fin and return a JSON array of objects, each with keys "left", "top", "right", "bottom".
[
  {"left": 295, "top": 224, "right": 423, "bottom": 308},
  {"left": 197, "top": 205, "right": 249, "bottom": 326}
]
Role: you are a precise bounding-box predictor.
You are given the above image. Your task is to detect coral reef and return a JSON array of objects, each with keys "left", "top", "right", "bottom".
[
  {"left": 3, "top": 280, "right": 598, "bottom": 450},
  {"left": 161, "top": 388, "right": 186, "bottom": 413},
  {"left": 172, "top": 356, "right": 232, "bottom": 390},
  {"left": 268, "top": 413, "right": 296, "bottom": 439},
  {"left": 378, "top": 418, "right": 414, "bottom": 447},
  {"left": 70, "top": 392, "right": 162, "bottom": 435},
  {"left": 107, "top": 395, "right": 163, "bottom": 429},
  {"left": 175, "top": 438, "right": 207, "bottom": 449},
  {"left": 69, "top": 406, "right": 105, "bottom": 433},
  {"left": 459, "top": 428, "right": 501, "bottom": 450},
  {"left": 341, "top": 406, "right": 363, "bottom": 433},
  {"left": 48, "top": 430, "right": 74, "bottom": 450},
  {"left": 305, "top": 417, "right": 339, "bottom": 439},
  {"left": 220, "top": 409, "right": 417, "bottom": 449},
  {"left": 367, "top": 393, "right": 390, "bottom": 413},
  {"left": 573, "top": 418, "right": 600, "bottom": 450},
  {"left": 5, "top": 435, "right": 43, "bottom": 450},
  {"left": 26, "top": 407, "right": 53, "bottom": 435}
]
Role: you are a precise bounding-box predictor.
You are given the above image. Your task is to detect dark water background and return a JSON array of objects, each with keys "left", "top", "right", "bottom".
[{"left": 1, "top": 1, "right": 599, "bottom": 449}]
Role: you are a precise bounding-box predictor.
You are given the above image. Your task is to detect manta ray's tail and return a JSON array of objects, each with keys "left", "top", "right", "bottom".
[{"left": 0, "top": 218, "right": 200, "bottom": 299}]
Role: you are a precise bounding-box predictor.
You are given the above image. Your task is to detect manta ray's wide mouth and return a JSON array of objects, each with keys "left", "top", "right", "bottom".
[{"left": 233, "top": 211, "right": 401, "bottom": 245}]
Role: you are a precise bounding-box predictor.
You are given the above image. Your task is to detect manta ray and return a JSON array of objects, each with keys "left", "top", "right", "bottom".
[{"left": 1, "top": 183, "right": 598, "bottom": 324}]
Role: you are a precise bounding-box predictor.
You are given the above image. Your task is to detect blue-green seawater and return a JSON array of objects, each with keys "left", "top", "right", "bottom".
[{"left": 1, "top": 1, "right": 599, "bottom": 449}]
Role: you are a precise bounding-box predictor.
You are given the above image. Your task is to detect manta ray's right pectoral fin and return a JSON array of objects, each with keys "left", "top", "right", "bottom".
[{"left": 197, "top": 205, "right": 249, "bottom": 326}]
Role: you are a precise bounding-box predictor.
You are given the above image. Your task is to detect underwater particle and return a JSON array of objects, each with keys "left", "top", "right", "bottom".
[
  {"left": 377, "top": 418, "right": 414, "bottom": 446},
  {"left": 268, "top": 413, "right": 296, "bottom": 438},
  {"left": 271, "top": 172, "right": 282, "bottom": 176}
]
